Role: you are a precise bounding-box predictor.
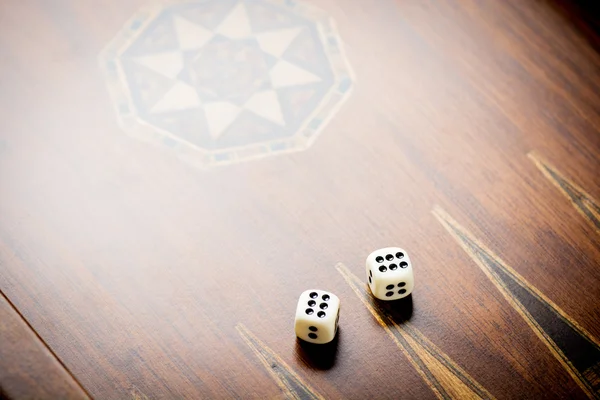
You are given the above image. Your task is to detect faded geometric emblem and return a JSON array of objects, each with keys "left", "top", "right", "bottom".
[{"left": 100, "top": 0, "right": 354, "bottom": 167}]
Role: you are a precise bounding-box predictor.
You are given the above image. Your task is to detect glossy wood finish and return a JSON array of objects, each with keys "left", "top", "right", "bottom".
[
  {"left": 1, "top": 0, "right": 599, "bottom": 398},
  {"left": 0, "top": 292, "right": 89, "bottom": 399}
]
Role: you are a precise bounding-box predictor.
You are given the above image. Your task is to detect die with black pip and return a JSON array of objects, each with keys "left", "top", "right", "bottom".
[
  {"left": 294, "top": 289, "right": 340, "bottom": 344},
  {"left": 366, "top": 247, "right": 414, "bottom": 301}
]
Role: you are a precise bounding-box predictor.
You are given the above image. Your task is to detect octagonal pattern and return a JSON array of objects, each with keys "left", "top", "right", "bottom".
[{"left": 100, "top": 0, "right": 354, "bottom": 167}]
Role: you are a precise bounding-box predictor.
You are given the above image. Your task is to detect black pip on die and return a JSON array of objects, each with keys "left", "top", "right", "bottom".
[
  {"left": 294, "top": 290, "right": 340, "bottom": 344},
  {"left": 366, "top": 247, "right": 414, "bottom": 301}
]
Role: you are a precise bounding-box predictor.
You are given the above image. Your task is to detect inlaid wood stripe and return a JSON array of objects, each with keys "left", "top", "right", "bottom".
[
  {"left": 529, "top": 151, "right": 600, "bottom": 235},
  {"left": 236, "top": 324, "right": 324, "bottom": 400},
  {"left": 433, "top": 206, "right": 600, "bottom": 399},
  {"left": 336, "top": 263, "right": 495, "bottom": 400}
]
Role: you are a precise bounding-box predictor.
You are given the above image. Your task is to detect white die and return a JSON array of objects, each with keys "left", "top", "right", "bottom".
[
  {"left": 294, "top": 289, "right": 340, "bottom": 344},
  {"left": 366, "top": 247, "right": 414, "bottom": 301}
]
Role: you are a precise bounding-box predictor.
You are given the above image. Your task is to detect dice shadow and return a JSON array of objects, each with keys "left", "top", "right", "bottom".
[
  {"left": 371, "top": 293, "right": 414, "bottom": 325},
  {"left": 294, "top": 328, "right": 340, "bottom": 370}
]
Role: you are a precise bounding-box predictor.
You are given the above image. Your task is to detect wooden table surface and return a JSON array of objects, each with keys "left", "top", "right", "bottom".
[{"left": 1, "top": 0, "right": 599, "bottom": 399}]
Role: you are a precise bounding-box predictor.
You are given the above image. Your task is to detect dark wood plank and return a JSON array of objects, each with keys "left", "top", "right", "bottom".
[
  {"left": 0, "top": 0, "right": 599, "bottom": 398},
  {"left": 0, "top": 291, "right": 89, "bottom": 399}
]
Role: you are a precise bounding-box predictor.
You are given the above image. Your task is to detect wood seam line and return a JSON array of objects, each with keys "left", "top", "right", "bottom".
[
  {"left": 0, "top": 289, "right": 93, "bottom": 399},
  {"left": 432, "top": 205, "right": 600, "bottom": 399}
]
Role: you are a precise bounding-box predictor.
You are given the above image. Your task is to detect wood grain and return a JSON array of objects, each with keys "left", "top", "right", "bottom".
[
  {"left": 0, "top": 291, "right": 89, "bottom": 399},
  {"left": 0, "top": 0, "right": 599, "bottom": 398}
]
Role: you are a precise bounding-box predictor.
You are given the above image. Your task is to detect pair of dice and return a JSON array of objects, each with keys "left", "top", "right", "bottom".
[{"left": 294, "top": 247, "right": 414, "bottom": 344}]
